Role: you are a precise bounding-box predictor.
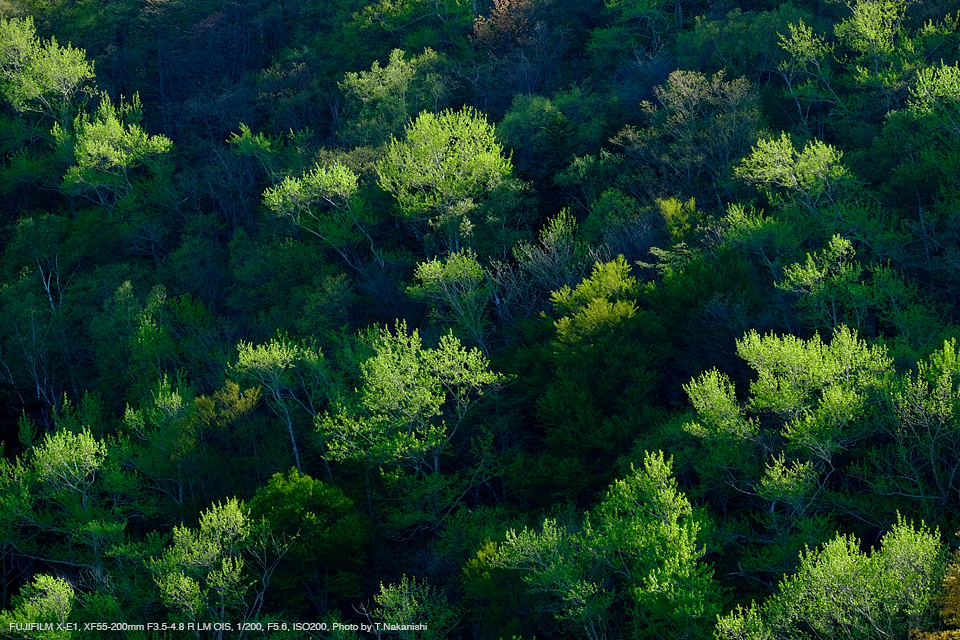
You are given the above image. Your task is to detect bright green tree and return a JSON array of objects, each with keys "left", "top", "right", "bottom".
[
  {"left": 736, "top": 132, "right": 858, "bottom": 214},
  {"left": 0, "top": 575, "right": 74, "bottom": 640},
  {"left": 369, "top": 575, "right": 461, "bottom": 640},
  {"left": 864, "top": 339, "right": 960, "bottom": 521},
  {"left": 716, "top": 516, "right": 945, "bottom": 640},
  {"left": 377, "top": 107, "right": 515, "bottom": 251},
  {"left": 0, "top": 423, "right": 141, "bottom": 585},
  {"left": 684, "top": 325, "right": 894, "bottom": 576},
  {"left": 339, "top": 48, "right": 454, "bottom": 146},
  {"left": 57, "top": 95, "right": 173, "bottom": 209},
  {"left": 319, "top": 321, "right": 502, "bottom": 476},
  {"left": 0, "top": 15, "right": 94, "bottom": 125},
  {"left": 233, "top": 337, "right": 335, "bottom": 473},
  {"left": 150, "top": 498, "right": 273, "bottom": 629},
  {"left": 263, "top": 160, "right": 380, "bottom": 271},
  {"left": 489, "top": 451, "right": 719, "bottom": 639},
  {"left": 775, "top": 19, "right": 841, "bottom": 133},
  {"left": 409, "top": 248, "right": 493, "bottom": 353}
]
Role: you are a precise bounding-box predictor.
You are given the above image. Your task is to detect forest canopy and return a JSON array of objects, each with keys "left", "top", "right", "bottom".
[{"left": 3, "top": 0, "right": 960, "bottom": 637}]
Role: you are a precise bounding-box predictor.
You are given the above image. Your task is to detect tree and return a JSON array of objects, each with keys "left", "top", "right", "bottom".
[
  {"left": 864, "top": 339, "right": 960, "bottom": 521},
  {"left": 526, "top": 256, "right": 665, "bottom": 498},
  {"left": 263, "top": 160, "right": 380, "bottom": 271},
  {"left": 408, "top": 248, "right": 493, "bottom": 353},
  {"left": 588, "top": 0, "right": 684, "bottom": 61},
  {"left": 915, "top": 538, "right": 960, "bottom": 638},
  {"left": 233, "top": 337, "right": 335, "bottom": 473},
  {"left": 775, "top": 19, "right": 841, "bottom": 135},
  {"left": 490, "top": 209, "right": 590, "bottom": 324},
  {"left": 0, "top": 16, "right": 94, "bottom": 126},
  {"left": 0, "top": 421, "right": 142, "bottom": 589},
  {"left": 675, "top": 6, "right": 814, "bottom": 85},
  {"left": 778, "top": 234, "right": 942, "bottom": 347},
  {"left": 376, "top": 107, "right": 516, "bottom": 252},
  {"left": 736, "top": 133, "right": 858, "bottom": 214},
  {"left": 339, "top": 48, "right": 454, "bottom": 146},
  {"left": 122, "top": 376, "right": 203, "bottom": 512},
  {"left": 150, "top": 498, "right": 284, "bottom": 633},
  {"left": 57, "top": 95, "right": 173, "bottom": 209},
  {"left": 319, "top": 322, "right": 502, "bottom": 476},
  {"left": 683, "top": 325, "right": 894, "bottom": 575},
  {"left": 349, "top": 0, "right": 474, "bottom": 54},
  {"left": 247, "top": 470, "right": 368, "bottom": 612},
  {"left": 488, "top": 451, "right": 719, "bottom": 640},
  {"left": 0, "top": 575, "right": 74, "bottom": 640},
  {"left": 612, "top": 70, "right": 765, "bottom": 203},
  {"left": 368, "top": 575, "right": 461, "bottom": 640},
  {"left": 717, "top": 516, "right": 945, "bottom": 640}
]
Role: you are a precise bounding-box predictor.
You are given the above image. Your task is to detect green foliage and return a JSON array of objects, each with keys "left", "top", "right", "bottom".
[
  {"left": 775, "top": 18, "right": 841, "bottom": 133},
  {"left": 0, "top": 15, "right": 94, "bottom": 124},
  {"left": 526, "top": 256, "right": 665, "bottom": 499},
  {"left": 778, "top": 234, "right": 942, "bottom": 348},
  {"left": 122, "top": 375, "right": 205, "bottom": 515},
  {"left": 263, "top": 159, "right": 380, "bottom": 270},
  {"left": 377, "top": 106, "right": 515, "bottom": 251},
  {"left": 676, "top": 6, "right": 813, "bottom": 82},
  {"left": 716, "top": 516, "right": 945, "bottom": 639},
  {"left": 834, "top": 0, "right": 910, "bottom": 73},
  {"left": 150, "top": 498, "right": 252, "bottom": 622},
  {"left": 613, "top": 70, "right": 765, "bottom": 201},
  {"left": 588, "top": 0, "right": 682, "bottom": 62},
  {"left": 233, "top": 336, "right": 334, "bottom": 472},
  {"left": 500, "top": 208, "right": 590, "bottom": 318},
  {"left": 409, "top": 248, "right": 493, "bottom": 352},
  {"left": 32, "top": 426, "right": 106, "bottom": 502},
  {"left": 319, "top": 321, "right": 502, "bottom": 474},
  {"left": 3, "top": 1, "right": 960, "bottom": 635},
  {"left": 497, "top": 91, "right": 603, "bottom": 194},
  {"left": 247, "top": 469, "right": 368, "bottom": 610},
  {"left": 0, "top": 575, "right": 74, "bottom": 639},
  {"left": 339, "top": 48, "right": 453, "bottom": 146},
  {"left": 488, "top": 451, "right": 719, "bottom": 640},
  {"left": 861, "top": 339, "right": 960, "bottom": 521},
  {"left": 736, "top": 133, "right": 857, "bottom": 213},
  {"left": 87, "top": 281, "right": 177, "bottom": 403},
  {"left": 58, "top": 95, "right": 172, "bottom": 209},
  {"left": 684, "top": 326, "right": 894, "bottom": 575},
  {"left": 0, "top": 422, "right": 141, "bottom": 587},
  {"left": 550, "top": 254, "right": 638, "bottom": 317},
  {"left": 737, "top": 326, "right": 892, "bottom": 459},
  {"left": 349, "top": 0, "right": 474, "bottom": 54},
  {"left": 656, "top": 196, "right": 699, "bottom": 242},
  {"left": 874, "top": 62, "right": 960, "bottom": 209},
  {"left": 371, "top": 575, "right": 461, "bottom": 640}
]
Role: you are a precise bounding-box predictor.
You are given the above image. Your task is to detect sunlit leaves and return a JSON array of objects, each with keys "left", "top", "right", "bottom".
[
  {"left": 233, "top": 336, "right": 332, "bottom": 472},
  {"left": 32, "top": 427, "right": 106, "bottom": 504},
  {"left": 409, "top": 248, "right": 493, "bottom": 352},
  {"left": 0, "top": 16, "right": 94, "bottom": 124},
  {"left": 319, "top": 321, "right": 501, "bottom": 473},
  {"left": 718, "top": 517, "right": 945, "bottom": 639},
  {"left": 371, "top": 575, "right": 461, "bottom": 640},
  {"left": 377, "top": 106, "right": 514, "bottom": 250},
  {"left": 0, "top": 575, "right": 74, "bottom": 639},
  {"left": 59, "top": 96, "right": 172, "bottom": 208},
  {"left": 151, "top": 498, "right": 251, "bottom": 621},
  {"left": 736, "top": 133, "right": 856, "bottom": 212},
  {"left": 340, "top": 48, "right": 453, "bottom": 146},
  {"left": 489, "top": 452, "right": 719, "bottom": 639}
]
